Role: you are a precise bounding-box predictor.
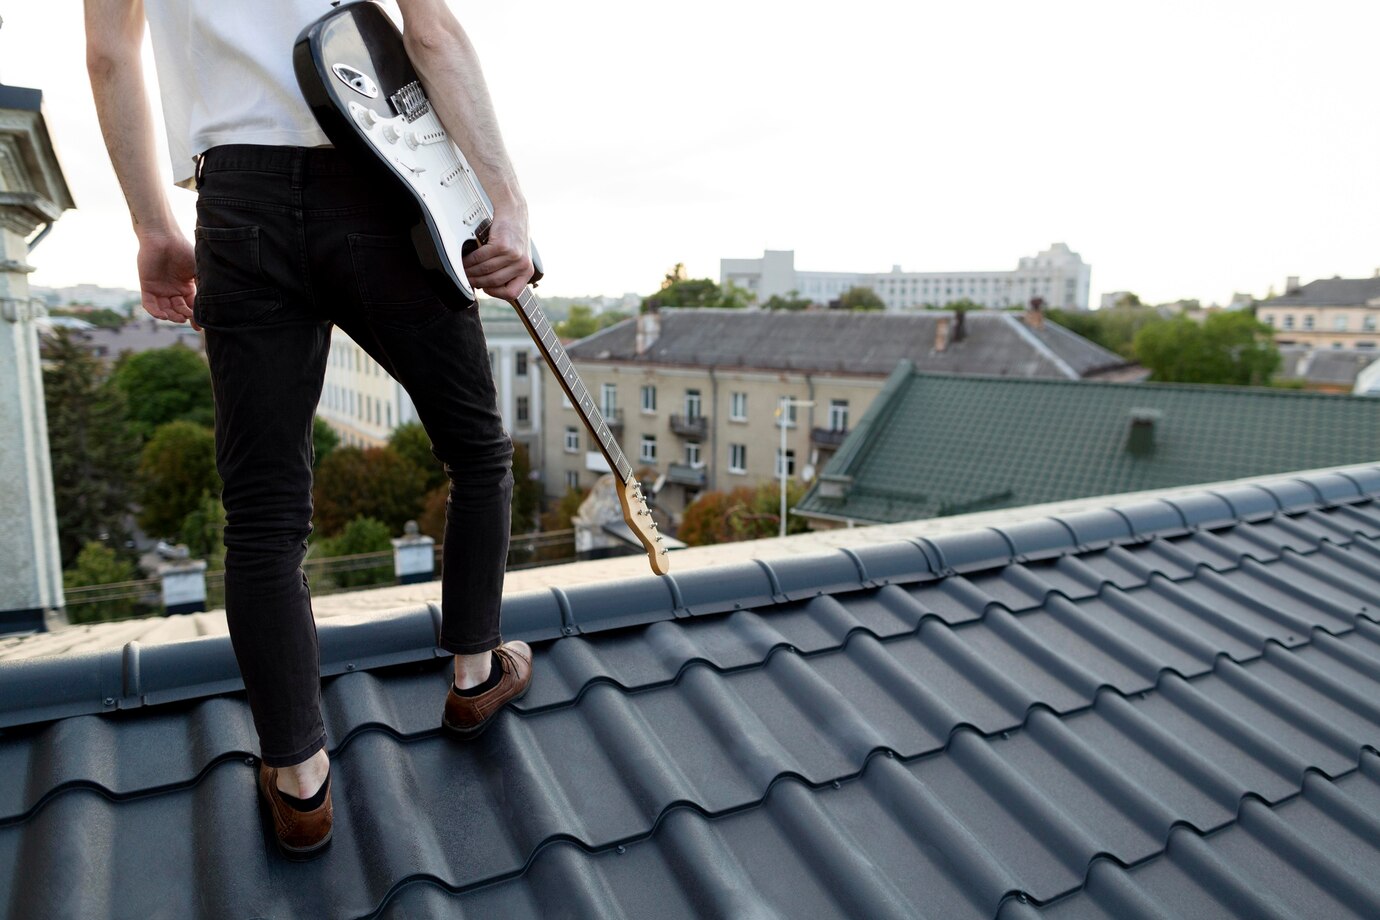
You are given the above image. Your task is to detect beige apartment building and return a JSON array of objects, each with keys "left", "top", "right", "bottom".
[
  {"left": 1256, "top": 275, "right": 1380, "bottom": 350},
  {"left": 537, "top": 308, "right": 1137, "bottom": 521}
]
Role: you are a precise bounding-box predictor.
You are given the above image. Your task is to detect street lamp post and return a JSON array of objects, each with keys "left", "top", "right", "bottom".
[{"left": 775, "top": 397, "right": 814, "bottom": 539}]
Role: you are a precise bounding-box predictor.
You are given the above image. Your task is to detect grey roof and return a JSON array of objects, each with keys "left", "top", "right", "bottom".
[
  {"left": 44, "top": 322, "right": 204, "bottom": 360},
  {"left": 2, "top": 465, "right": 1380, "bottom": 917},
  {"left": 567, "top": 309, "right": 1131, "bottom": 379},
  {"left": 1278, "top": 346, "right": 1380, "bottom": 385},
  {"left": 1262, "top": 277, "right": 1380, "bottom": 307}
]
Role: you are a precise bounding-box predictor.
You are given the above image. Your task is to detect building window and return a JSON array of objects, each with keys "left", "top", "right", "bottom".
[
  {"left": 775, "top": 448, "right": 796, "bottom": 477},
  {"left": 1282, "top": 315, "right": 1295, "bottom": 330},
  {"left": 564, "top": 427, "right": 579, "bottom": 452},
  {"left": 730, "top": 392, "right": 747, "bottom": 421},
  {"left": 1303, "top": 315, "right": 1315, "bottom": 330},
  {"left": 640, "top": 435, "right": 657, "bottom": 463},
  {"left": 565, "top": 470, "right": 580, "bottom": 491},
  {"left": 685, "top": 441, "right": 702, "bottom": 468},
  {"left": 641, "top": 384, "right": 657, "bottom": 413},
  {"left": 601, "top": 382, "right": 617, "bottom": 416},
  {"left": 516, "top": 396, "right": 530, "bottom": 424},
  {"left": 1333, "top": 315, "right": 1348, "bottom": 331},
  {"left": 730, "top": 443, "right": 747, "bottom": 474},
  {"left": 386, "top": 404, "right": 392, "bottom": 427},
  {"left": 1262, "top": 314, "right": 1274, "bottom": 327},
  {"left": 516, "top": 352, "right": 528, "bottom": 376},
  {"left": 777, "top": 396, "right": 798, "bottom": 427},
  {"left": 1364, "top": 316, "right": 1377, "bottom": 332},
  {"left": 684, "top": 389, "right": 702, "bottom": 418},
  {"left": 829, "top": 399, "right": 849, "bottom": 431}
]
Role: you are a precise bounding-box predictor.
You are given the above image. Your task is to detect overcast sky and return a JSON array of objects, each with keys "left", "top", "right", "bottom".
[{"left": 4, "top": 1, "right": 1379, "bottom": 306}]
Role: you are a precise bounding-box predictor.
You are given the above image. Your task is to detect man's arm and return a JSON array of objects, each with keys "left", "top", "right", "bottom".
[
  {"left": 85, "top": 0, "right": 196, "bottom": 326},
  {"left": 395, "top": 0, "right": 533, "bottom": 301}
]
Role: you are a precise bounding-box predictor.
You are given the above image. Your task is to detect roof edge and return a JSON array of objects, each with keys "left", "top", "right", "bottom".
[{"left": 2, "top": 463, "right": 1377, "bottom": 730}]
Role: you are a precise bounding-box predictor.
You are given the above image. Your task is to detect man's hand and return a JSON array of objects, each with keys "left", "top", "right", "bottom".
[
  {"left": 462, "top": 212, "right": 533, "bottom": 302},
  {"left": 137, "top": 232, "right": 199, "bottom": 330}
]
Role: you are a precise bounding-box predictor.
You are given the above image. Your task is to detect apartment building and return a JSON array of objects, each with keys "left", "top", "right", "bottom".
[
  {"left": 721, "top": 243, "right": 1092, "bottom": 311},
  {"left": 538, "top": 307, "right": 1135, "bottom": 520},
  {"left": 1256, "top": 275, "right": 1380, "bottom": 349},
  {"left": 317, "top": 303, "right": 541, "bottom": 453}
]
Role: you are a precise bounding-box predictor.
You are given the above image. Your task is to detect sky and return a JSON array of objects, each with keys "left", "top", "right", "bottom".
[{"left": 4, "top": 0, "right": 1379, "bottom": 307}]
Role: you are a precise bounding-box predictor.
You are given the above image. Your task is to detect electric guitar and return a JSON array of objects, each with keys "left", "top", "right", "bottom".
[{"left": 294, "top": 1, "right": 668, "bottom": 575}]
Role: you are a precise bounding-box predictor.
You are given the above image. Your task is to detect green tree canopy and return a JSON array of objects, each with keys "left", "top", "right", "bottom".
[
  {"left": 554, "top": 305, "right": 630, "bottom": 340},
  {"left": 312, "top": 416, "right": 339, "bottom": 470},
  {"left": 43, "top": 328, "right": 140, "bottom": 565},
  {"left": 510, "top": 441, "right": 542, "bottom": 533},
  {"left": 677, "top": 481, "right": 810, "bottom": 546},
  {"left": 1132, "top": 312, "right": 1281, "bottom": 385},
  {"left": 312, "top": 445, "right": 426, "bottom": 535},
  {"left": 109, "top": 345, "right": 214, "bottom": 440},
  {"left": 63, "top": 541, "right": 139, "bottom": 624},
  {"left": 641, "top": 263, "right": 749, "bottom": 312},
  {"left": 137, "top": 420, "right": 220, "bottom": 538},
  {"left": 1048, "top": 304, "right": 1163, "bottom": 359},
  {"left": 388, "top": 421, "right": 447, "bottom": 491},
  {"left": 312, "top": 515, "right": 395, "bottom": 589},
  {"left": 179, "top": 491, "right": 226, "bottom": 566},
  {"left": 762, "top": 291, "right": 814, "bottom": 311},
  {"left": 837, "top": 287, "right": 885, "bottom": 311}
]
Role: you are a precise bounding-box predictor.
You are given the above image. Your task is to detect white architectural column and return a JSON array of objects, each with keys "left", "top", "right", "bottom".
[{"left": 0, "top": 85, "right": 74, "bottom": 634}]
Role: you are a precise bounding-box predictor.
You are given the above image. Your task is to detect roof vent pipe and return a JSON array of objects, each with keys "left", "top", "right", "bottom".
[
  {"left": 1126, "top": 407, "right": 1162, "bottom": 456},
  {"left": 635, "top": 306, "right": 661, "bottom": 356},
  {"left": 934, "top": 315, "right": 951, "bottom": 352}
]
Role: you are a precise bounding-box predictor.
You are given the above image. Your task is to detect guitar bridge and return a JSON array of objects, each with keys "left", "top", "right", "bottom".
[{"left": 389, "top": 80, "right": 431, "bottom": 123}]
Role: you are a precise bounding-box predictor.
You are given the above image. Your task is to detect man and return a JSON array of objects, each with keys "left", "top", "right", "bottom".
[{"left": 85, "top": 0, "right": 534, "bottom": 858}]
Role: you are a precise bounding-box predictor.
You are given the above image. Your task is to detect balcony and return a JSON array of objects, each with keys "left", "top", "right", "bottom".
[
  {"left": 601, "top": 408, "right": 624, "bottom": 436},
  {"left": 666, "top": 462, "right": 707, "bottom": 488},
  {"left": 810, "top": 426, "right": 850, "bottom": 448},
  {"left": 669, "top": 413, "right": 708, "bottom": 438}
]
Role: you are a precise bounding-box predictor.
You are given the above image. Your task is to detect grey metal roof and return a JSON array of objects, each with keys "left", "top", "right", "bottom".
[
  {"left": 1262, "top": 277, "right": 1380, "bottom": 307},
  {"left": 1278, "top": 346, "right": 1380, "bottom": 386},
  {"left": 567, "top": 309, "right": 1131, "bottom": 379},
  {"left": 2, "top": 465, "right": 1380, "bottom": 917}
]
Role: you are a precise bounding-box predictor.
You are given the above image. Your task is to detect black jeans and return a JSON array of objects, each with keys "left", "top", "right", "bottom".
[{"left": 194, "top": 145, "right": 512, "bottom": 767}]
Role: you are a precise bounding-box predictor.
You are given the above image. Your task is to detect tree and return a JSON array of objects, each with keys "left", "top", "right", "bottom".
[
  {"left": 641, "top": 263, "right": 749, "bottom": 312},
  {"left": 389, "top": 421, "right": 447, "bottom": 491},
  {"left": 1048, "top": 303, "right": 1162, "bottom": 359},
  {"left": 509, "top": 442, "right": 543, "bottom": 533},
  {"left": 63, "top": 541, "right": 139, "bottom": 624},
  {"left": 554, "top": 304, "right": 600, "bottom": 339},
  {"left": 836, "top": 287, "right": 885, "bottom": 311},
  {"left": 43, "top": 328, "right": 140, "bottom": 566},
  {"left": 678, "top": 481, "right": 810, "bottom": 546},
  {"left": 137, "top": 420, "right": 221, "bottom": 538},
  {"left": 180, "top": 491, "right": 226, "bottom": 566},
  {"left": 312, "top": 416, "right": 339, "bottom": 470},
  {"left": 936, "top": 298, "right": 982, "bottom": 313},
  {"left": 417, "top": 484, "right": 448, "bottom": 542},
  {"left": 313, "top": 515, "right": 394, "bottom": 589},
  {"left": 1132, "top": 312, "right": 1281, "bottom": 386},
  {"left": 109, "top": 345, "right": 214, "bottom": 440},
  {"left": 51, "top": 307, "right": 126, "bottom": 329},
  {"left": 312, "top": 445, "right": 427, "bottom": 535},
  {"left": 763, "top": 291, "right": 814, "bottom": 311},
  {"left": 540, "top": 486, "right": 589, "bottom": 532}
]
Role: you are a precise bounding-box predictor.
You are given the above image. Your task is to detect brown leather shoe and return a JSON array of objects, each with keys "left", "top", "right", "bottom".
[
  {"left": 257, "top": 763, "right": 333, "bottom": 859},
  {"left": 442, "top": 640, "right": 533, "bottom": 738}
]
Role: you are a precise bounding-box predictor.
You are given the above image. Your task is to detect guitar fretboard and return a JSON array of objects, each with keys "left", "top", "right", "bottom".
[{"left": 511, "top": 288, "right": 634, "bottom": 484}]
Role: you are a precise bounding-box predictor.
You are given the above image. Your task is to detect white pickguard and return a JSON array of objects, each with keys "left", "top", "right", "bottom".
[{"left": 347, "top": 99, "right": 488, "bottom": 300}]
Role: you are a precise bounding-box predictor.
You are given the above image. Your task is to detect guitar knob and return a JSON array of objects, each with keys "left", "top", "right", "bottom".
[
  {"left": 382, "top": 124, "right": 400, "bottom": 144},
  {"left": 404, "top": 130, "right": 419, "bottom": 149},
  {"left": 352, "top": 106, "right": 379, "bottom": 132}
]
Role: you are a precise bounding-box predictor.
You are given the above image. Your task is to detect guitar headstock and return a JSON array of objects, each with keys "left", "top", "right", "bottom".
[{"left": 615, "top": 475, "right": 670, "bottom": 576}]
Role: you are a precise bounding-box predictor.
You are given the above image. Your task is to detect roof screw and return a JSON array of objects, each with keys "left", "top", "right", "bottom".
[
  {"left": 345, "top": 663, "right": 356, "bottom": 671},
  {"left": 832, "top": 780, "right": 841, "bottom": 790},
  {"left": 563, "top": 626, "right": 575, "bottom": 635},
  {"left": 103, "top": 697, "right": 115, "bottom": 706},
  {"left": 245, "top": 757, "right": 256, "bottom": 766},
  {"left": 616, "top": 845, "right": 626, "bottom": 855},
  {"left": 1001, "top": 732, "right": 1010, "bottom": 740}
]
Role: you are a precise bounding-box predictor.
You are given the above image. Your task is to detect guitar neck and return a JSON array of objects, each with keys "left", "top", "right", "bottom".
[{"left": 508, "top": 288, "right": 635, "bottom": 484}]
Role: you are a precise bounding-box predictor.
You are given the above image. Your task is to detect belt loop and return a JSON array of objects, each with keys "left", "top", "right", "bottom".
[
  {"left": 194, "top": 153, "right": 205, "bottom": 191},
  {"left": 290, "top": 147, "right": 305, "bottom": 190}
]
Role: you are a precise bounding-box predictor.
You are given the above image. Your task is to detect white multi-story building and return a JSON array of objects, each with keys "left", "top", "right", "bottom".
[
  {"left": 722, "top": 244, "right": 1092, "bottom": 311},
  {"left": 316, "top": 303, "right": 541, "bottom": 454}
]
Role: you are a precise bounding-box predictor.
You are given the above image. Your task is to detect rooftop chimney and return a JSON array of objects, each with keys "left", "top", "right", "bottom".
[
  {"left": 953, "top": 308, "right": 967, "bottom": 342},
  {"left": 1126, "top": 408, "right": 1162, "bottom": 456},
  {"left": 635, "top": 306, "right": 661, "bottom": 356},
  {"left": 1025, "top": 297, "right": 1046, "bottom": 330},
  {"left": 1286, "top": 275, "right": 1301, "bottom": 293},
  {"left": 934, "top": 315, "right": 951, "bottom": 352}
]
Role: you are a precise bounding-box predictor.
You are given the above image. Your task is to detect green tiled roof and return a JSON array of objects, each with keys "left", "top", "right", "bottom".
[{"left": 796, "top": 361, "right": 1380, "bottom": 524}]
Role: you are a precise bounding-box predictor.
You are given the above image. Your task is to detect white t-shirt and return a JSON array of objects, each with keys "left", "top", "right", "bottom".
[{"left": 144, "top": 1, "right": 381, "bottom": 188}]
